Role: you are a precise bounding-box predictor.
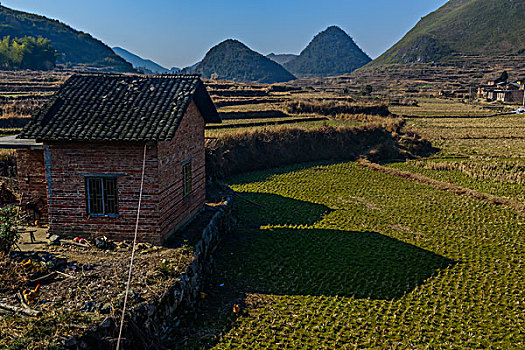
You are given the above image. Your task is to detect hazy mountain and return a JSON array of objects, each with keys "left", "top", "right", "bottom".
[
  {"left": 180, "top": 61, "right": 201, "bottom": 74},
  {"left": 373, "top": 0, "right": 525, "bottom": 65},
  {"left": 194, "top": 39, "right": 296, "bottom": 83},
  {"left": 112, "top": 47, "right": 179, "bottom": 74},
  {"left": 266, "top": 53, "right": 298, "bottom": 65},
  {"left": 283, "top": 26, "right": 371, "bottom": 77},
  {"left": 0, "top": 5, "right": 133, "bottom": 72}
]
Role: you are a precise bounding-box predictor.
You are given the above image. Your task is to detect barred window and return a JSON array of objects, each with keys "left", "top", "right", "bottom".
[
  {"left": 182, "top": 160, "right": 192, "bottom": 197},
  {"left": 86, "top": 177, "right": 118, "bottom": 216}
]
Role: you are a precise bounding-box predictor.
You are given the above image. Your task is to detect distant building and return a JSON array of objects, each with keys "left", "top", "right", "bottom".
[
  {"left": 7, "top": 73, "right": 220, "bottom": 244},
  {"left": 479, "top": 80, "right": 524, "bottom": 103}
]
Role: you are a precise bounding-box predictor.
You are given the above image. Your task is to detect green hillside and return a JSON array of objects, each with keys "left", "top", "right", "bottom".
[
  {"left": 374, "top": 0, "right": 525, "bottom": 64},
  {"left": 194, "top": 39, "right": 296, "bottom": 84},
  {"left": 284, "top": 26, "right": 371, "bottom": 77},
  {"left": 0, "top": 5, "right": 133, "bottom": 72}
]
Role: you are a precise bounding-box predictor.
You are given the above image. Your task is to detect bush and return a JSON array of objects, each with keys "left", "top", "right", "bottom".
[
  {"left": 0, "top": 206, "right": 22, "bottom": 254},
  {"left": 205, "top": 123, "right": 402, "bottom": 180},
  {"left": 284, "top": 100, "right": 391, "bottom": 117}
]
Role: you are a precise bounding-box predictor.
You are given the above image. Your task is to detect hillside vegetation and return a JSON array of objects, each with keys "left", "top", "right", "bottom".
[
  {"left": 373, "top": 0, "right": 525, "bottom": 64},
  {"left": 0, "top": 36, "right": 57, "bottom": 70},
  {"left": 284, "top": 26, "right": 371, "bottom": 77},
  {"left": 194, "top": 39, "right": 296, "bottom": 84},
  {"left": 0, "top": 5, "right": 133, "bottom": 72}
]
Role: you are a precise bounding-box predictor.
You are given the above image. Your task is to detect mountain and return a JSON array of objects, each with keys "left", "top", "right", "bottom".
[
  {"left": 113, "top": 47, "right": 178, "bottom": 74},
  {"left": 283, "top": 26, "right": 371, "bottom": 77},
  {"left": 373, "top": 0, "right": 525, "bottom": 65},
  {"left": 0, "top": 5, "right": 133, "bottom": 72},
  {"left": 180, "top": 61, "right": 201, "bottom": 74},
  {"left": 266, "top": 53, "right": 298, "bottom": 65},
  {"left": 194, "top": 39, "right": 296, "bottom": 83}
]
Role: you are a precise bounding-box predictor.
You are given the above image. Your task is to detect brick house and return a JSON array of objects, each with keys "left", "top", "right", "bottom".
[{"left": 15, "top": 73, "right": 220, "bottom": 244}]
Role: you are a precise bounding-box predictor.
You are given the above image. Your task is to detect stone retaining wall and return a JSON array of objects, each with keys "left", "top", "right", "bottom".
[{"left": 65, "top": 197, "right": 234, "bottom": 349}]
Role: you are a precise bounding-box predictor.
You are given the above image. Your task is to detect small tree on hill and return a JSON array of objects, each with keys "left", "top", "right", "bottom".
[
  {"left": 498, "top": 71, "right": 508, "bottom": 83},
  {"left": 360, "top": 85, "right": 373, "bottom": 96}
]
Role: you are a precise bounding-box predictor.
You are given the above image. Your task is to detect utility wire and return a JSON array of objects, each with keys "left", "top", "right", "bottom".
[{"left": 116, "top": 143, "right": 147, "bottom": 350}]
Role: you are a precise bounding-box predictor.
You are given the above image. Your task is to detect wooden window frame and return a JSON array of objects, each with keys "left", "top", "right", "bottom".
[
  {"left": 182, "top": 159, "right": 192, "bottom": 198},
  {"left": 85, "top": 176, "right": 119, "bottom": 217}
]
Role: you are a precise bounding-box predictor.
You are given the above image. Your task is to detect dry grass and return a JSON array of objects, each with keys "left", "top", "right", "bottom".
[
  {"left": 284, "top": 99, "right": 390, "bottom": 117},
  {"left": 389, "top": 97, "right": 511, "bottom": 117},
  {"left": 204, "top": 118, "right": 433, "bottom": 179},
  {"left": 358, "top": 159, "right": 525, "bottom": 216}
]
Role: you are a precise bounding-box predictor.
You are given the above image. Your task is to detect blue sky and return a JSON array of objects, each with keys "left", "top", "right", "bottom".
[{"left": 2, "top": 0, "right": 448, "bottom": 69}]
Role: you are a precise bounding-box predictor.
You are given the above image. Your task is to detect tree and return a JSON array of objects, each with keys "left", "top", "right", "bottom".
[
  {"left": 498, "top": 71, "right": 508, "bottom": 83},
  {"left": 0, "top": 206, "right": 22, "bottom": 254},
  {"left": 0, "top": 35, "right": 58, "bottom": 70},
  {"left": 360, "top": 85, "right": 373, "bottom": 96}
]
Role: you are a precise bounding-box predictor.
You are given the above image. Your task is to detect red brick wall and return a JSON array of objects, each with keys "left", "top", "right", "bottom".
[
  {"left": 157, "top": 101, "right": 206, "bottom": 241},
  {"left": 46, "top": 142, "right": 162, "bottom": 244},
  {"left": 40, "top": 101, "right": 207, "bottom": 244},
  {"left": 16, "top": 149, "right": 48, "bottom": 221}
]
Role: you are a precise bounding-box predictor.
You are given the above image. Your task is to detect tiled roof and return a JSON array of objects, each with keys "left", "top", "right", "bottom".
[{"left": 18, "top": 73, "right": 220, "bottom": 141}]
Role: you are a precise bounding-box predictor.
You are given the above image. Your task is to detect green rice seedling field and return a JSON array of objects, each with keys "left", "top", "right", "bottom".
[{"left": 181, "top": 161, "right": 524, "bottom": 349}]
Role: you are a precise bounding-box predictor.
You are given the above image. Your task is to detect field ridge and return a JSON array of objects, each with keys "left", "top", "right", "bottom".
[{"left": 357, "top": 159, "right": 525, "bottom": 216}]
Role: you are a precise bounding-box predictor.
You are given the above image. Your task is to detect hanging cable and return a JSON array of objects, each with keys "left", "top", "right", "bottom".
[{"left": 116, "top": 143, "right": 147, "bottom": 350}]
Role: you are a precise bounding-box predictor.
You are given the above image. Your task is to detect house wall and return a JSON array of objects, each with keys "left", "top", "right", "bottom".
[
  {"left": 16, "top": 149, "right": 48, "bottom": 221},
  {"left": 42, "top": 101, "right": 207, "bottom": 244},
  {"left": 157, "top": 101, "right": 206, "bottom": 242},
  {"left": 45, "top": 141, "right": 162, "bottom": 243}
]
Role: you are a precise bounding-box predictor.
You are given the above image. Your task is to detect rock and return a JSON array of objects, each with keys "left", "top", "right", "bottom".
[
  {"left": 79, "top": 301, "right": 96, "bottom": 312},
  {"left": 64, "top": 336, "right": 78, "bottom": 347},
  {"left": 48, "top": 235, "right": 61, "bottom": 245}
]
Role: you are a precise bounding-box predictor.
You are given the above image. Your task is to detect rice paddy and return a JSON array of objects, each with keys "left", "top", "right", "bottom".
[
  {"left": 184, "top": 160, "right": 525, "bottom": 349},
  {"left": 177, "top": 96, "right": 525, "bottom": 349}
]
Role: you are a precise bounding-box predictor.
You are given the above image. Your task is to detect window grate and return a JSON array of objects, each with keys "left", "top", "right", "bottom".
[
  {"left": 182, "top": 161, "right": 192, "bottom": 197},
  {"left": 86, "top": 177, "right": 118, "bottom": 216}
]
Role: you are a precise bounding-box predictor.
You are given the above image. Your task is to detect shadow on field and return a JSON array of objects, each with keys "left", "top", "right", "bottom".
[
  {"left": 226, "top": 160, "right": 340, "bottom": 186},
  {"left": 168, "top": 192, "right": 454, "bottom": 349},
  {"left": 219, "top": 226, "right": 454, "bottom": 299}
]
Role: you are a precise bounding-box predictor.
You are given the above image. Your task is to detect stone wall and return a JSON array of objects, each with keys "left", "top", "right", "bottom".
[{"left": 66, "top": 197, "right": 234, "bottom": 349}]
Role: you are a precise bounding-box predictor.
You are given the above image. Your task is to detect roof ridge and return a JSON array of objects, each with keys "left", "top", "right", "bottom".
[
  {"left": 71, "top": 72, "right": 201, "bottom": 79},
  {"left": 18, "top": 73, "right": 219, "bottom": 141}
]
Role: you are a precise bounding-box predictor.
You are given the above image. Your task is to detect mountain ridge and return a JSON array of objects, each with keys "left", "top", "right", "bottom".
[
  {"left": 194, "top": 39, "right": 296, "bottom": 84},
  {"left": 112, "top": 47, "right": 180, "bottom": 74},
  {"left": 0, "top": 5, "right": 133, "bottom": 72},
  {"left": 373, "top": 0, "right": 525, "bottom": 65},
  {"left": 266, "top": 53, "right": 298, "bottom": 65},
  {"left": 284, "top": 26, "right": 371, "bottom": 77}
]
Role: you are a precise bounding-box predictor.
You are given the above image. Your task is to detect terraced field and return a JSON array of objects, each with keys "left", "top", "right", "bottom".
[
  {"left": 175, "top": 160, "right": 524, "bottom": 349},
  {"left": 172, "top": 93, "right": 525, "bottom": 349}
]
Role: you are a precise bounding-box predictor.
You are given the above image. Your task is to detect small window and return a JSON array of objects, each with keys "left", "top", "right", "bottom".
[
  {"left": 86, "top": 177, "right": 118, "bottom": 216},
  {"left": 182, "top": 160, "right": 192, "bottom": 197}
]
